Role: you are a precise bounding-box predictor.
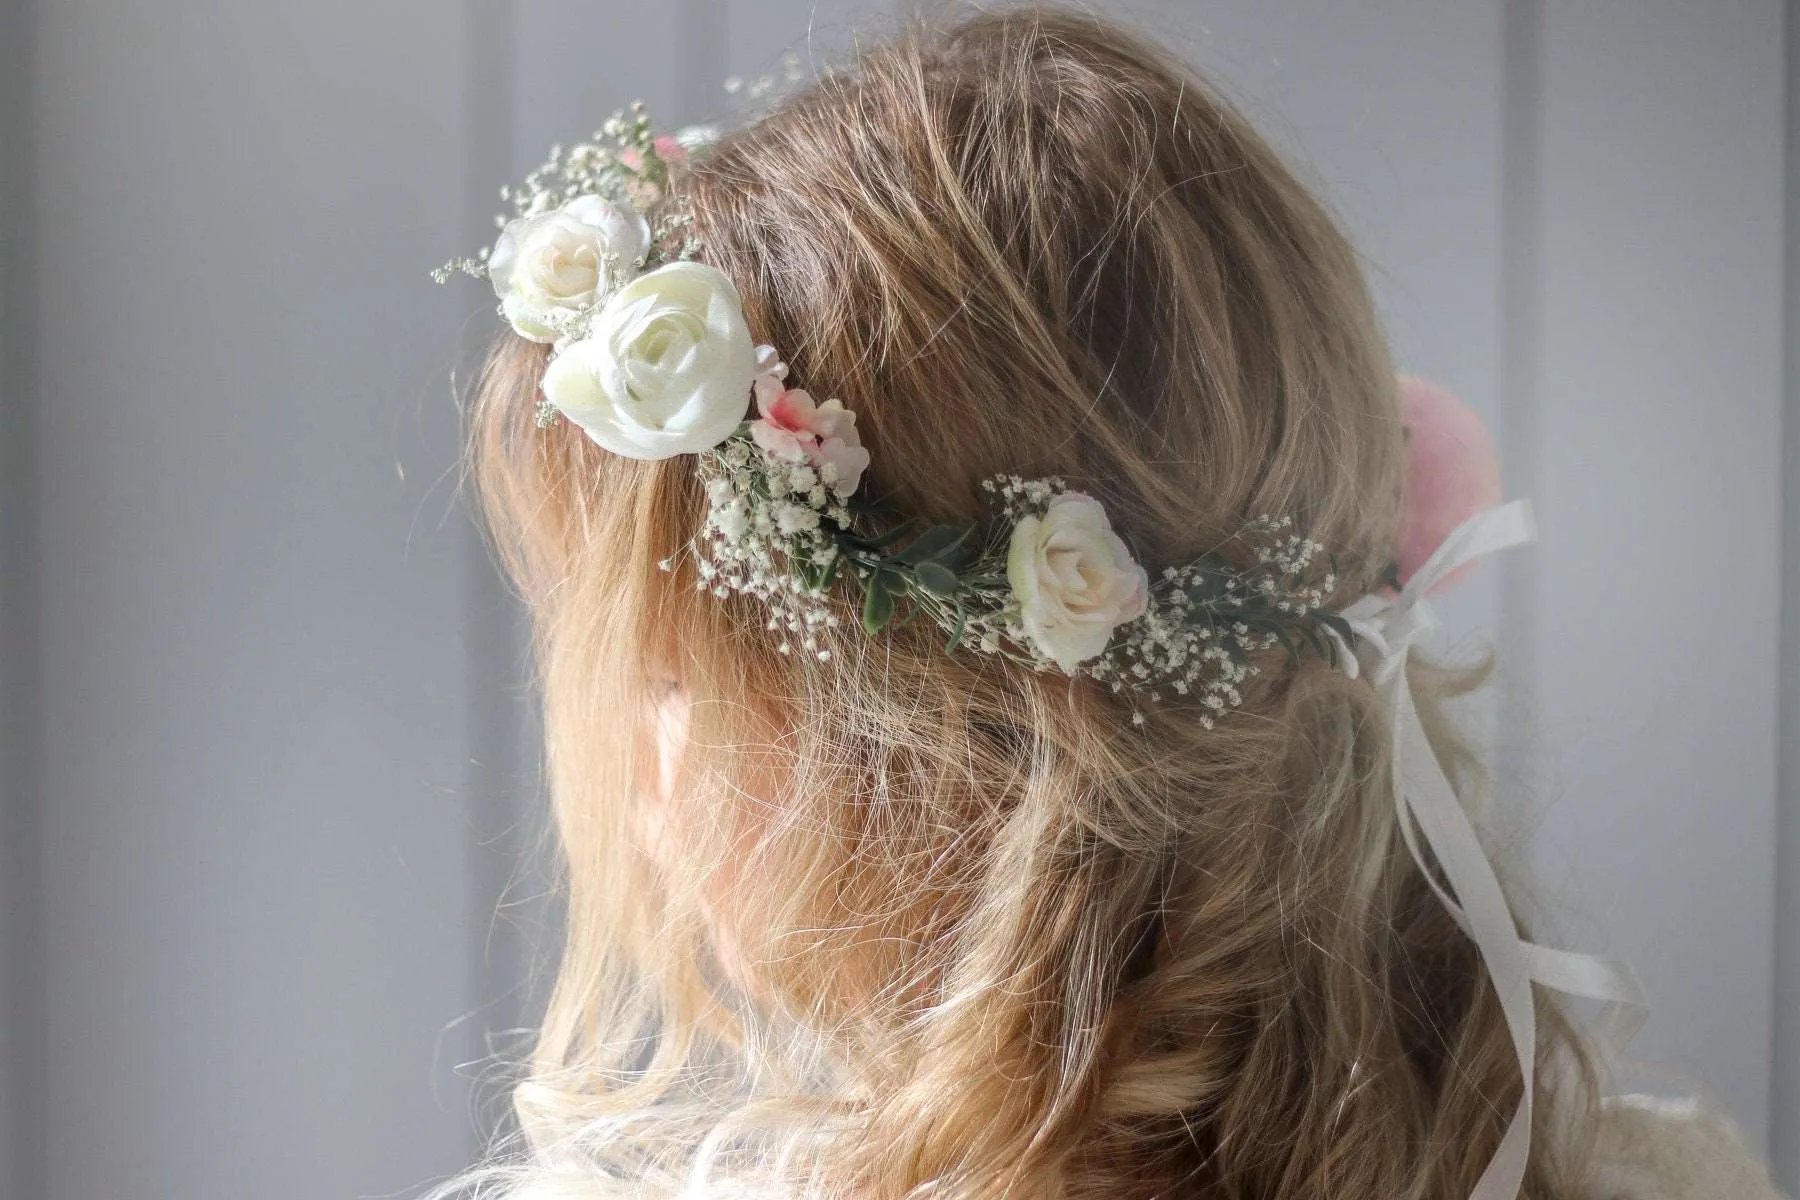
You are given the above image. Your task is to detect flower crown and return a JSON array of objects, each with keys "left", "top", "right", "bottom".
[{"left": 436, "top": 105, "right": 1354, "bottom": 725}]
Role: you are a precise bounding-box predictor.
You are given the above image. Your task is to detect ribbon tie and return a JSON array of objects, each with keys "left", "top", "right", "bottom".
[{"left": 1325, "top": 500, "right": 1647, "bottom": 1200}]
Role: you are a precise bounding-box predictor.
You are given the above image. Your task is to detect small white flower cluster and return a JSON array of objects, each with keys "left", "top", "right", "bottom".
[
  {"left": 983, "top": 475, "right": 1063, "bottom": 513},
  {"left": 1087, "top": 515, "right": 1337, "bottom": 728},
  {"left": 1244, "top": 516, "right": 1337, "bottom": 613},
  {"left": 688, "top": 434, "right": 857, "bottom": 661},
  {"left": 433, "top": 102, "right": 702, "bottom": 315},
  {"left": 722, "top": 49, "right": 809, "bottom": 103},
  {"left": 914, "top": 583, "right": 1029, "bottom": 671}
]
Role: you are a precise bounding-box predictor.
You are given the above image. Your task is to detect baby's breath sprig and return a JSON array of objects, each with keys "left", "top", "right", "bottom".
[
  {"left": 722, "top": 50, "right": 810, "bottom": 105},
  {"left": 431, "top": 101, "right": 703, "bottom": 290},
  {"left": 1087, "top": 513, "right": 1352, "bottom": 728},
  {"left": 683, "top": 427, "right": 1012, "bottom": 662},
  {"left": 687, "top": 429, "right": 855, "bottom": 661}
]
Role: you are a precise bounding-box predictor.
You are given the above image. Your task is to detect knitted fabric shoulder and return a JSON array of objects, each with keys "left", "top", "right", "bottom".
[{"left": 1584, "top": 1092, "right": 1789, "bottom": 1200}]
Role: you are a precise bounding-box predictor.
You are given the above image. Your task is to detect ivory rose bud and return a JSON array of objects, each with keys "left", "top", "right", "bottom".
[
  {"left": 1006, "top": 493, "right": 1149, "bottom": 672},
  {"left": 541, "top": 262, "right": 757, "bottom": 459},
  {"left": 488, "top": 194, "right": 650, "bottom": 342}
]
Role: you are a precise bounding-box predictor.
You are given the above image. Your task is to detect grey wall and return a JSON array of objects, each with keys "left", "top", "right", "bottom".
[
  {"left": 4, "top": 1, "right": 1792, "bottom": 1197},
  {"left": 1777, "top": 0, "right": 1800, "bottom": 1185},
  {"left": 2, "top": 0, "right": 39, "bottom": 1193},
  {"left": 1526, "top": 0, "right": 1783, "bottom": 1138},
  {"left": 20, "top": 4, "right": 523, "bottom": 1198}
]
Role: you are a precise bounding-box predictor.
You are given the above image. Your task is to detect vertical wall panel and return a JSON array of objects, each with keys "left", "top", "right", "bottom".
[
  {"left": 31, "top": 4, "right": 491, "bottom": 1197},
  {"left": 459, "top": 0, "right": 552, "bottom": 1149},
  {"left": 1, "top": 0, "right": 41, "bottom": 1196},
  {"left": 1526, "top": 0, "right": 1783, "bottom": 1141},
  {"left": 1774, "top": 0, "right": 1799, "bottom": 1185}
]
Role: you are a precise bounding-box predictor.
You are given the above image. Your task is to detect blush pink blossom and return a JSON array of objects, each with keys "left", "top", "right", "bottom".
[
  {"left": 619, "top": 137, "right": 687, "bottom": 171},
  {"left": 618, "top": 139, "right": 688, "bottom": 208},
  {"left": 1396, "top": 375, "right": 1502, "bottom": 595},
  {"left": 748, "top": 375, "right": 871, "bottom": 498}
]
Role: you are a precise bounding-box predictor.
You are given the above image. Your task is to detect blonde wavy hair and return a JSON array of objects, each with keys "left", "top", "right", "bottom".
[{"left": 446, "top": 8, "right": 1607, "bottom": 1197}]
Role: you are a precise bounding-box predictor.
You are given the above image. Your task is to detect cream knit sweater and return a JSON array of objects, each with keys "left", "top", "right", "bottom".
[{"left": 1587, "top": 1093, "right": 1788, "bottom": 1199}]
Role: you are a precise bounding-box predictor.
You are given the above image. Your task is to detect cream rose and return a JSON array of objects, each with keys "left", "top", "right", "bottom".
[
  {"left": 540, "top": 261, "right": 757, "bottom": 459},
  {"left": 488, "top": 194, "right": 650, "bottom": 342},
  {"left": 1006, "top": 493, "right": 1149, "bottom": 672}
]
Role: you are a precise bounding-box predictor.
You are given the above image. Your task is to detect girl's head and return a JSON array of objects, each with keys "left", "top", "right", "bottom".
[{"left": 466, "top": 8, "right": 1596, "bottom": 1197}]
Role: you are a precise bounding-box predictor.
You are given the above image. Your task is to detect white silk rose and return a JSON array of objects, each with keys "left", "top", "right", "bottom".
[
  {"left": 488, "top": 194, "right": 651, "bottom": 342},
  {"left": 1006, "top": 493, "right": 1149, "bottom": 672},
  {"left": 540, "top": 261, "right": 757, "bottom": 459}
]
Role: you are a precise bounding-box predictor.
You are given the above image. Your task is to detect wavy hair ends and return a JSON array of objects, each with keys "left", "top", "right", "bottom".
[{"left": 443, "top": 6, "right": 1605, "bottom": 1199}]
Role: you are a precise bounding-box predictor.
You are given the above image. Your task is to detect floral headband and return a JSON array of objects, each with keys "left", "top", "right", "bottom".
[
  {"left": 437, "top": 106, "right": 1354, "bottom": 727},
  {"left": 436, "top": 104, "right": 1648, "bottom": 1200}
]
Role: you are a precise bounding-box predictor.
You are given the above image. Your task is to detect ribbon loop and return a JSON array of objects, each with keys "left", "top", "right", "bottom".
[{"left": 1334, "top": 500, "right": 1648, "bottom": 1200}]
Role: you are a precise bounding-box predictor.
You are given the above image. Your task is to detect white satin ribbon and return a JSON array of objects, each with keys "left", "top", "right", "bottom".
[{"left": 1325, "top": 500, "right": 1647, "bottom": 1200}]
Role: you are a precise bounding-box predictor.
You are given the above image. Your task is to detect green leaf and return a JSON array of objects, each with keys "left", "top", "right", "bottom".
[
  {"left": 861, "top": 573, "right": 897, "bottom": 635},
  {"left": 850, "top": 520, "right": 918, "bottom": 551},
  {"left": 944, "top": 604, "right": 969, "bottom": 653},
  {"left": 896, "top": 524, "right": 974, "bottom": 567},
  {"left": 912, "top": 561, "right": 959, "bottom": 597}
]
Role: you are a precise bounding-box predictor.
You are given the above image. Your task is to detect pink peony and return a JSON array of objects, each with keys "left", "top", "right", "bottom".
[
  {"left": 748, "top": 375, "right": 871, "bottom": 498},
  {"left": 1396, "top": 375, "right": 1502, "bottom": 594}
]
